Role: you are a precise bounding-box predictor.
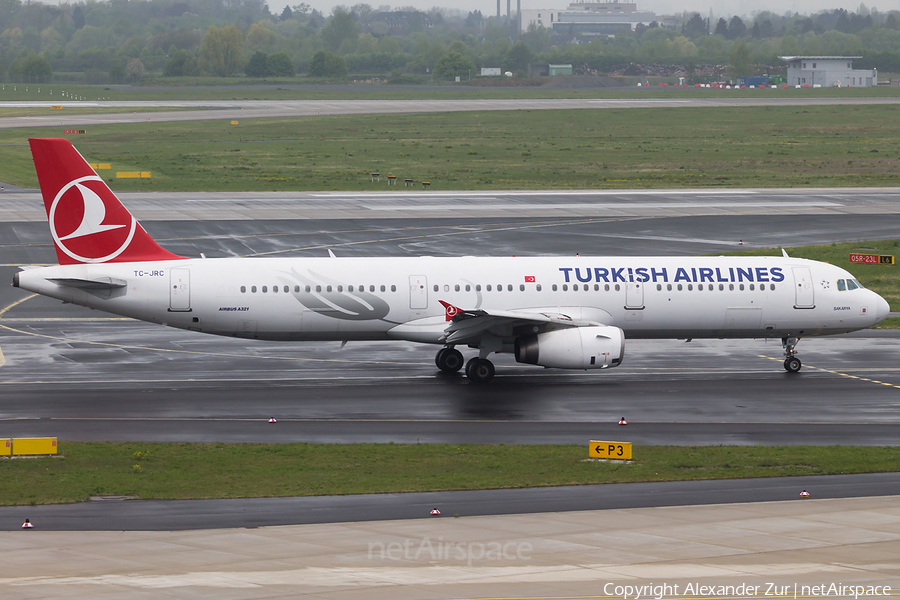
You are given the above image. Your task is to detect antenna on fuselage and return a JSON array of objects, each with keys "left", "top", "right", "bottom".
[
  {"left": 782, "top": 248, "right": 789, "bottom": 258},
  {"left": 328, "top": 249, "right": 336, "bottom": 258}
]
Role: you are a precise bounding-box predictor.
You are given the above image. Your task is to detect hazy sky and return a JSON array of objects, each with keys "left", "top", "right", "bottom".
[{"left": 296, "top": 0, "right": 888, "bottom": 20}]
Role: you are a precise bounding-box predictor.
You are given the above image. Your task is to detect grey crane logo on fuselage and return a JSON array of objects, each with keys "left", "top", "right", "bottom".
[{"left": 280, "top": 268, "right": 391, "bottom": 321}]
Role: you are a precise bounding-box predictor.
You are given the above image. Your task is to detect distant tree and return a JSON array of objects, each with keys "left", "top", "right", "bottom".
[
  {"left": 505, "top": 41, "right": 532, "bottom": 72},
  {"left": 683, "top": 13, "right": 706, "bottom": 38},
  {"left": 126, "top": 57, "right": 145, "bottom": 81},
  {"left": 267, "top": 52, "right": 294, "bottom": 76},
  {"left": 321, "top": 9, "right": 358, "bottom": 52},
  {"left": 109, "top": 62, "right": 126, "bottom": 84},
  {"left": 433, "top": 51, "right": 475, "bottom": 80},
  {"left": 727, "top": 16, "right": 747, "bottom": 39},
  {"left": 72, "top": 5, "right": 85, "bottom": 30},
  {"left": 245, "top": 51, "right": 269, "bottom": 77},
  {"left": 280, "top": 5, "right": 293, "bottom": 21},
  {"left": 887, "top": 12, "right": 900, "bottom": 29},
  {"left": 198, "top": 24, "right": 245, "bottom": 77},
  {"left": 163, "top": 49, "right": 196, "bottom": 76},
  {"left": 307, "top": 50, "right": 347, "bottom": 77},
  {"left": 714, "top": 17, "right": 728, "bottom": 37},
  {"left": 758, "top": 19, "right": 775, "bottom": 38},
  {"left": 729, "top": 39, "right": 751, "bottom": 77},
  {"left": 293, "top": 3, "right": 311, "bottom": 14},
  {"left": 7, "top": 53, "right": 51, "bottom": 82}
]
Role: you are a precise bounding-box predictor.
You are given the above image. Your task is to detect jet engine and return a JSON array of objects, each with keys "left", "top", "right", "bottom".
[{"left": 514, "top": 325, "right": 625, "bottom": 369}]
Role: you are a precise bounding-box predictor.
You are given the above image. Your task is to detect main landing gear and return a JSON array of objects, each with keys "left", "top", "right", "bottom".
[
  {"left": 435, "top": 347, "right": 464, "bottom": 374},
  {"left": 434, "top": 347, "right": 495, "bottom": 382},
  {"left": 782, "top": 336, "right": 802, "bottom": 373}
]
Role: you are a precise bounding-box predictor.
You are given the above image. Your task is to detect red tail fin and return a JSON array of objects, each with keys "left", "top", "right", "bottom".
[{"left": 29, "top": 138, "right": 184, "bottom": 264}]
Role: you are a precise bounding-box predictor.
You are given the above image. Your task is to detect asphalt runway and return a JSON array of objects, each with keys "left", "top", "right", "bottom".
[
  {"left": 1, "top": 197, "right": 899, "bottom": 446},
  {"left": 3, "top": 95, "right": 900, "bottom": 128}
]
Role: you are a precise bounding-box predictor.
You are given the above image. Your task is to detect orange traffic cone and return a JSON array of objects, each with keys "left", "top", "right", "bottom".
[
  {"left": 800, "top": 490, "right": 810, "bottom": 497},
  {"left": 22, "top": 519, "right": 33, "bottom": 529},
  {"left": 430, "top": 508, "right": 441, "bottom": 515},
  {"left": 618, "top": 417, "right": 627, "bottom": 426}
]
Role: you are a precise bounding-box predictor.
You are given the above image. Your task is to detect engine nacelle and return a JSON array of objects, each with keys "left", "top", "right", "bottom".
[{"left": 515, "top": 325, "right": 625, "bottom": 370}]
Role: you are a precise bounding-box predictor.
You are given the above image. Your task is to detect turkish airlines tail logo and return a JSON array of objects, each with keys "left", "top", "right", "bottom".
[
  {"left": 29, "top": 139, "right": 184, "bottom": 265},
  {"left": 439, "top": 300, "right": 464, "bottom": 321}
]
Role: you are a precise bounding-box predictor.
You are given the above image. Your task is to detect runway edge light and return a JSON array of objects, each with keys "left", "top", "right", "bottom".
[{"left": 589, "top": 440, "right": 632, "bottom": 460}]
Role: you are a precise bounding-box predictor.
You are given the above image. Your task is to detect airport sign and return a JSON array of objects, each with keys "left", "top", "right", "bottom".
[
  {"left": 589, "top": 441, "right": 632, "bottom": 460},
  {"left": 850, "top": 253, "right": 894, "bottom": 265}
]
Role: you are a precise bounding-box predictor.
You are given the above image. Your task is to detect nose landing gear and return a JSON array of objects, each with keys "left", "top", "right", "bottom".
[{"left": 782, "top": 337, "right": 802, "bottom": 373}]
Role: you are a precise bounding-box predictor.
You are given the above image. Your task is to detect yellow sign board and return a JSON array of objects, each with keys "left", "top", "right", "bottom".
[
  {"left": 51, "top": 105, "right": 62, "bottom": 109},
  {"left": 89, "top": 163, "right": 111, "bottom": 170},
  {"left": 589, "top": 440, "right": 632, "bottom": 460},
  {"left": 117, "top": 172, "right": 151, "bottom": 179},
  {"left": 0, "top": 439, "right": 10, "bottom": 457},
  {"left": 231, "top": 120, "right": 239, "bottom": 125},
  {"left": 12, "top": 437, "right": 57, "bottom": 455}
]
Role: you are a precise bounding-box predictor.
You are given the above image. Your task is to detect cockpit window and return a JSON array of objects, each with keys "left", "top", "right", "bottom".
[
  {"left": 847, "top": 279, "right": 859, "bottom": 290},
  {"left": 837, "top": 279, "right": 846, "bottom": 291}
]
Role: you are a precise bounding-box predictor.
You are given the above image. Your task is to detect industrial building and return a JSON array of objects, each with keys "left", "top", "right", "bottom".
[
  {"left": 780, "top": 56, "right": 877, "bottom": 87},
  {"left": 520, "top": 1, "right": 656, "bottom": 35}
]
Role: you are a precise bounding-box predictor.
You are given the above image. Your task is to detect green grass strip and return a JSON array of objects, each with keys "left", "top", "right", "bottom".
[
  {"left": 2, "top": 443, "right": 898, "bottom": 506},
  {"left": 4, "top": 104, "right": 900, "bottom": 191}
]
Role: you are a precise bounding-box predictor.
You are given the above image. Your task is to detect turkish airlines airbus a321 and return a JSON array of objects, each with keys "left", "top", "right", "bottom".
[{"left": 13, "top": 138, "right": 891, "bottom": 382}]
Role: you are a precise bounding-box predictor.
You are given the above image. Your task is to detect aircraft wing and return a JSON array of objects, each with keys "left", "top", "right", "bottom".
[{"left": 440, "top": 307, "right": 600, "bottom": 345}]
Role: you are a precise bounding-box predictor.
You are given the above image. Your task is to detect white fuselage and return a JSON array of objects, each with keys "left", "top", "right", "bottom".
[{"left": 16, "top": 255, "right": 890, "bottom": 346}]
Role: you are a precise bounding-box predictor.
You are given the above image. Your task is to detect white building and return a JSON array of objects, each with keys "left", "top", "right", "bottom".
[
  {"left": 521, "top": 1, "right": 656, "bottom": 35},
  {"left": 780, "top": 56, "right": 877, "bottom": 87}
]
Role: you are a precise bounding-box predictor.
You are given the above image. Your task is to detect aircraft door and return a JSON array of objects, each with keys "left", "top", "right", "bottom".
[
  {"left": 169, "top": 268, "right": 191, "bottom": 312},
  {"left": 625, "top": 282, "right": 644, "bottom": 309},
  {"left": 792, "top": 267, "right": 815, "bottom": 308},
  {"left": 409, "top": 275, "right": 428, "bottom": 309}
]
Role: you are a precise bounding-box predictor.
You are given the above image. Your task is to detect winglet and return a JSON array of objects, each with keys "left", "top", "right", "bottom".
[
  {"left": 438, "top": 300, "right": 463, "bottom": 321},
  {"left": 29, "top": 138, "right": 184, "bottom": 265}
]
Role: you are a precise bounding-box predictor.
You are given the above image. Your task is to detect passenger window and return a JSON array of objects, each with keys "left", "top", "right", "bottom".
[
  {"left": 497, "top": 284, "right": 502, "bottom": 291},
  {"left": 476, "top": 284, "right": 481, "bottom": 292},
  {"left": 698, "top": 284, "right": 703, "bottom": 291},
  {"left": 262, "top": 285, "right": 268, "bottom": 293},
  {"left": 465, "top": 284, "right": 471, "bottom": 292},
  {"left": 316, "top": 285, "right": 322, "bottom": 292},
  {"left": 677, "top": 284, "right": 682, "bottom": 291},
  {"left": 519, "top": 284, "right": 525, "bottom": 291},
  {"left": 487, "top": 285, "right": 492, "bottom": 291},
  {"left": 508, "top": 284, "right": 513, "bottom": 292},
  {"left": 657, "top": 284, "right": 662, "bottom": 291},
  {"left": 847, "top": 279, "right": 859, "bottom": 290},
  {"left": 305, "top": 285, "right": 311, "bottom": 293},
  {"left": 536, "top": 284, "right": 542, "bottom": 291},
  {"left": 573, "top": 284, "right": 579, "bottom": 291},
  {"left": 274, "top": 285, "right": 279, "bottom": 293},
  {"left": 687, "top": 284, "right": 693, "bottom": 291},
  {"left": 667, "top": 284, "right": 672, "bottom": 291},
  {"left": 594, "top": 284, "right": 599, "bottom": 291},
  {"left": 552, "top": 284, "right": 558, "bottom": 291},
  {"left": 293, "top": 286, "right": 298, "bottom": 293},
  {"left": 251, "top": 286, "right": 257, "bottom": 293},
  {"left": 604, "top": 284, "right": 610, "bottom": 292},
  {"left": 391, "top": 285, "right": 396, "bottom": 292},
  {"left": 433, "top": 285, "right": 438, "bottom": 292},
  {"left": 615, "top": 284, "right": 620, "bottom": 291},
  {"left": 370, "top": 285, "right": 375, "bottom": 292},
  {"left": 326, "top": 285, "right": 332, "bottom": 292},
  {"left": 749, "top": 284, "right": 755, "bottom": 291},
  {"left": 739, "top": 284, "right": 745, "bottom": 291},
  {"left": 718, "top": 284, "right": 724, "bottom": 291},
  {"left": 337, "top": 285, "right": 342, "bottom": 292},
  {"left": 455, "top": 284, "right": 460, "bottom": 292},
  {"left": 348, "top": 285, "right": 354, "bottom": 292},
  {"left": 241, "top": 286, "right": 246, "bottom": 293},
  {"left": 444, "top": 284, "right": 450, "bottom": 292},
  {"left": 563, "top": 284, "right": 568, "bottom": 291},
  {"left": 729, "top": 284, "right": 734, "bottom": 291}
]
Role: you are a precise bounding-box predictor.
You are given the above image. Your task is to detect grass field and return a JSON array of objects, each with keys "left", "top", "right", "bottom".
[
  {"left": 2, "top": 443, "right": 898, "bottom": 505},
  {"left": 728, "top": 239, "right": 900, "bottom": 310},
  {"left": 4, "top": 105, "right": 900, "bottom": 191}
]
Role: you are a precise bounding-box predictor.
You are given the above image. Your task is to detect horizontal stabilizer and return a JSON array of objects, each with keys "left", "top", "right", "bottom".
[{"left": 48, "top": 276, "right": 127, "bottom": 290}]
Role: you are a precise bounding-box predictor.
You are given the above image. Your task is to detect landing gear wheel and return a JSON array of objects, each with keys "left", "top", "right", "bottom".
[
  {"left": 436, "top": 348, "right": 464, "bottom": 373},
  {"left": 466, "top": 358, "right": 495, "bottom": 383},
  {"left": 784, "top": 357, "right": 802, "bottom": 373}
]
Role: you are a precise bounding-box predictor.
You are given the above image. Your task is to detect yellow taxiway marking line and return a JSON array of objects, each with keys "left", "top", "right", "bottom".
[{"left": 759, "top": 354, "right": 900, "bottom": 389}]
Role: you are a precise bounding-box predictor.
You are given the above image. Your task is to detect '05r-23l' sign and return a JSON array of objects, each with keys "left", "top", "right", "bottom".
[{"left": 850, "top": 254, "right": 894, "bottom": 265}]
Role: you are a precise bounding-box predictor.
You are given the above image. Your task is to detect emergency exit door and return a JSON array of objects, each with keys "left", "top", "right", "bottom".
[{"left": 169, "top": 268, "right": 191, "bottom": 312}]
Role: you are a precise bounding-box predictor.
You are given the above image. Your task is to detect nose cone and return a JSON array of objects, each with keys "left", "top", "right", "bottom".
[{"left": 874, "top": 292, "right": 891, "bottom": 323}]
